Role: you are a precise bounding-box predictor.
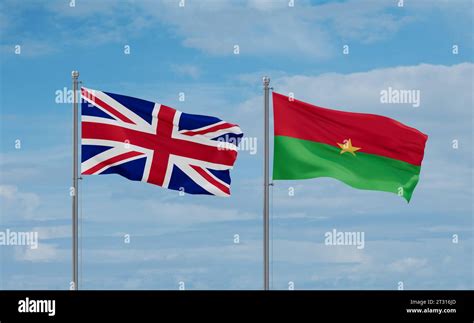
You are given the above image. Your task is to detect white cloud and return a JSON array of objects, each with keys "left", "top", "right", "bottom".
[
  {"left": 14, "top": 243, "right": 66, "bottom": 262},
  {"left": 273, "top": 63, "right": 473, "bottom": 124},
  {"left": 0, "top": 0, "right": 151, "bottom": 51},
  {"left": 151, "top": 201, "right": 254, "bottom": 221},
  {"left": 246, "top": 0, "right": 291, "bottom": 11},
  {"left": 1, "top": 274, "right": 68, "bottom": 289},
  {"left": 33, "top": 225, "right": 70, "bottom": 240},
  {"left": 0, "top": 145, "right": 70, "bottom": 182},
  {"left": 0, "top": 185, "right": 40, "bottom": 218},
  {"left": 171, "top": 64, "right": 201, "bottom": 79},
  {"left": 318, "top": 0, "right": 415, "bottom": 44},
  {"left": 139, "top": 0, "right": 470, "bottom": 58},
  {"left": 85, "top": 242, "right": 258, "bottom": 264},
  {"left": 274, "top": 239, "right": 370, "bottom": 264},
  {"left": 0, "top": 185, "right": 17, "bottom": 199},
  {"left": 388, "top": 257, "right": 428, "bottom": 273},
  {"left": 163, "top": 7, "right": 330, "bottom": 57},
  {"left": 282, "top": 238, "right": 472, "bottom": 289},
  {"left": 130, "top": 200, "right": 258, "bottom": 225},
  {"left": 1, "top": 0, "right": 445, "bottom": 58},
  {"left": 422, "top": 225, "right": 471, "bottom": 233}
]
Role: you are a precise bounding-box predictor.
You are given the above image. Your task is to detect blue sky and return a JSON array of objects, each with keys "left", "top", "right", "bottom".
[{"left": 0, "top": 0, "right": 472, "bottom": 290}]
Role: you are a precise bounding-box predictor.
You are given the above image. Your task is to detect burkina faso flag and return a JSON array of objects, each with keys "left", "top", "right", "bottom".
[{"left": 272, "top": 92, "right": 428, "bottom": 202}]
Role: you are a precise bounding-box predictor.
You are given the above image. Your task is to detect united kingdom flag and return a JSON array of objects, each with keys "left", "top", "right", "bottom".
[{"left": 80, "top": 87, "right": 243, "bottom": 197}]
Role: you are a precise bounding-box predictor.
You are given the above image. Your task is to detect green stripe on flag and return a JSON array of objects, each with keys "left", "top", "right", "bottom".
[{"left": 273, "top": 135, "right": 421, "bottom": 202}]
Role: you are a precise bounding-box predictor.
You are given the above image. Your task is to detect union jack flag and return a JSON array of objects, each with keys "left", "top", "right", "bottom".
[{"left": 80, "top": 87, "right": 243, "bottom": 197}]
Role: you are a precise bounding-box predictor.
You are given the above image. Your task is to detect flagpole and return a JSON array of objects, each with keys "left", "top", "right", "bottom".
[
  {"left": 71, "top": 70, "right": 79, "bottom": 290},
  {"left": 263, "top": 76, "right": 270, "bottom": 290}
]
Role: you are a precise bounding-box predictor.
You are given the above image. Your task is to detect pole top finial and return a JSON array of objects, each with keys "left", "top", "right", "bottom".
[
  {"left": 72, "top": 70, "right": 79, "bottom": 78},
  {"left": 263, "top": 76, "right": 270, "bottom": 86}
]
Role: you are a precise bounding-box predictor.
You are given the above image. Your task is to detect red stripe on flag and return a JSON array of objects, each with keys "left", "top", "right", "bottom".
[
  {"left": 81, "top": 122, "right": 237, "bottom": 167},
  {"left": 273, "top": 92, "right": 428, "bottom": 166},
  {"left": 82, "top": 150, "right": 144, "bottom": 175},
  {"left": 81, "top": 88, "right": 135, "bottom": 124},
  {"left": 147, "top": 105, "right": 175, "bottom": 186},
  {"left": 190, "top": 165, "right": 230, "bottom": 195},
  {"left": 182, "top": 123, "right": 237, "bottom": 136}
]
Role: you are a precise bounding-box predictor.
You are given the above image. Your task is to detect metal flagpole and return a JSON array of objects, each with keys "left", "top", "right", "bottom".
[
  {"left": 71, "top": 70, "right": 79, "bottom": 290},
  {"left": 263, "top": 76, "right": 270, "bottom": 290}
]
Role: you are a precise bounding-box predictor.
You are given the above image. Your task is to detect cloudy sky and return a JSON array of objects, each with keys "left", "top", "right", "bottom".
[{"left": 0, "top": 0, "right": 472, "bottom": 290}]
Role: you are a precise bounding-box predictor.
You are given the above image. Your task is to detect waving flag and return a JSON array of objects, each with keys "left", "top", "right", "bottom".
[
  {"left": 80, "top": 87, "right": 243, "bottom": 196},
  {"left": 272, "top": 92, "right": 428, "bottom": 202}
]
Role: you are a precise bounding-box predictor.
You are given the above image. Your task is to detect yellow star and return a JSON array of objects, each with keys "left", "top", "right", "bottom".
[{"left": 337, "top": 139, "right": 361, "bottom": 156}]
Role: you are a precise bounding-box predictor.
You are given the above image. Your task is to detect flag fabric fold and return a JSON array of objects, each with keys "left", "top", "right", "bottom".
[
  {"left": 272, "top": 92, "right": 428, "bottom": 202},
  {"left": 80, "top": 87, "right": 243, "bottom": 197}
]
